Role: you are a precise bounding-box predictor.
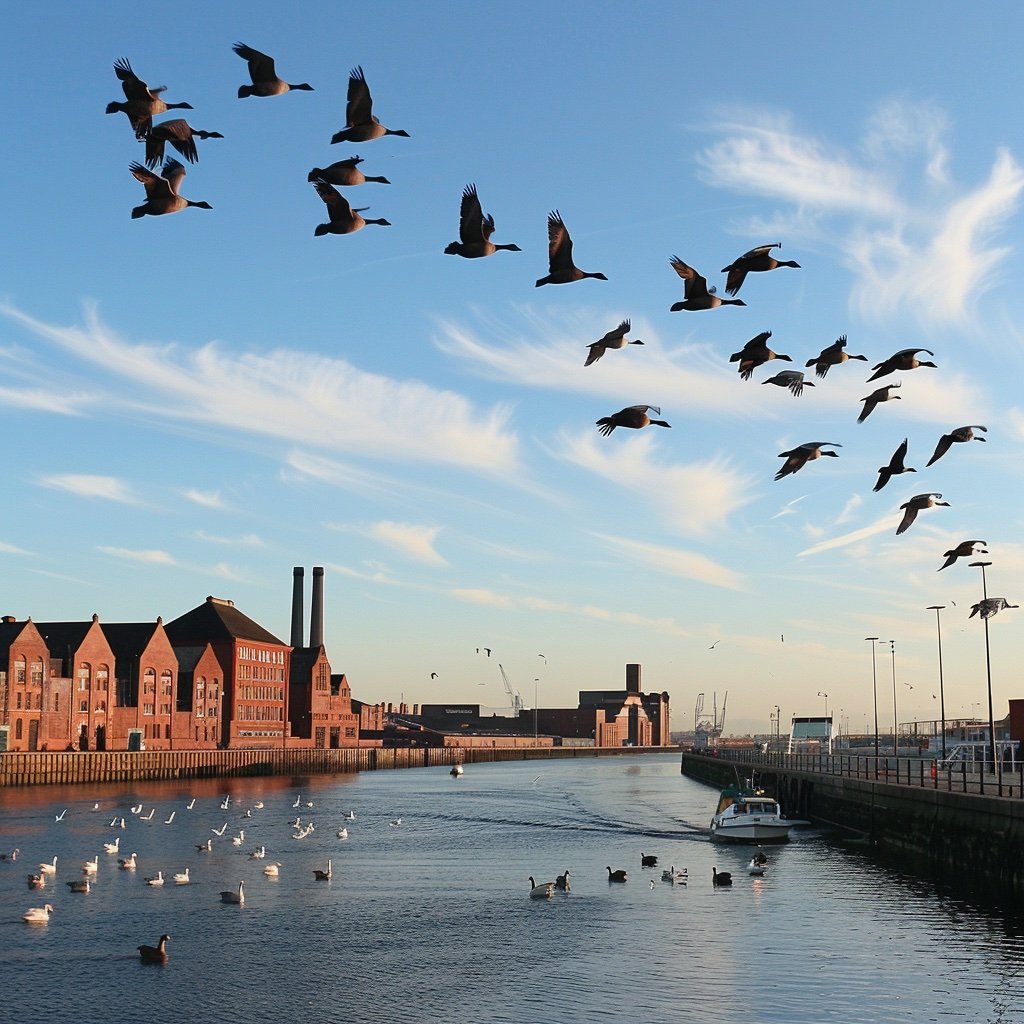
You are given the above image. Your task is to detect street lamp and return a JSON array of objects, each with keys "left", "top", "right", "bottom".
[
  {"left": 865, "top": 637, "right": 880, "bottom": 760},
  {"left": 817, "top": 691, "right": 829, "bottom": 717},
  {"left": 969, "top": 560, "right": 999, "bottom": 785},
  {"left": 533, "top": 678, "right": 539, "bottom": 741},
  {"left": 926, "top": 605, "right": 947, "bottom": 761},
  {"left": 889, "top": 640, "right": 897, "bottom": 756}
]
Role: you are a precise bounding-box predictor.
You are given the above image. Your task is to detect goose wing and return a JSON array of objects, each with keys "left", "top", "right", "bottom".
[
  {"left": 345, "top": 66, "right": 374, "bottom": 126},
  {"left": 160, "top": 159, "right": 187, "bottom": 195},
  {"left": 546, "top": 211, "right": 576, "bottom": 272},
  {"left": 457, "top": 184, "right": 486, "bottom": 244},
  {"left": 313, "top": 178, "right": 353, "bottom": 222},
  {"left": 874, "top": 439, "right": 909, "bottom": 491},
  {"left": 115, "top": 58, "right": 165, "bottom": 101},
  {"left": 130, "top": 162, "right": 175, "bottom": 202},
  {"left": 233, "top": 43, "right": 277, "bottom": 84},
  {"left": 926, "top": 432, "right": 955, "bottom": 467},
  {"left": 669, "top": 256, "right": 710, "bottom": 299},
  {"left": 148, "top": 119, "right": 198, "bottom": 166}
]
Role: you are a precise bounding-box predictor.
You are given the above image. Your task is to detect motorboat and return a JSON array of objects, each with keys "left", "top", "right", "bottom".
[{"left": 709, "top": 783, "right": 800, "bottom": 843}]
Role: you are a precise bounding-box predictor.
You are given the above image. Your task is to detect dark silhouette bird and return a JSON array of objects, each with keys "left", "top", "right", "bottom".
[
  {"left": 555, "top": 870, "right": 571, "bottom": 891},
  {"left": 313, "top": 859, "right": 332, "bottom": 881},
  {"left": 444, "top": 184, "right": 521, "bottom": 259},
  {"left": 130, "top": 160, "right": 212, "bottom": 218},
  {"left": 307, "top": 157, "right": 390, "bottom": 187},
  {"left": 721, "top": 244, "right": 800, "bottom": 295},
  {"left": 606, "top": 867, "right": 628, "bottom": 882},
  {"left": 106, "top": 58, "right": 192, "bottom": 138},
  {"left": 138, "top": 934, "right": 170, "bottom": 964},
  {"left": 775, "top": 442, "right": 841, "bottom": 480},
  {"left": 730, "top": 331, "right": 792, "bottom": 380},
  {"left": 641, "top": 853, "right": 658, "bottom": 867},
  {"left": 669, "top": 257, "right": 746, "bottom": 311},
  {"left": 596, "top": 405, "right": 671, "bottom": 436},
  {"left": 145, "top": 119, "right": 223, "bottom": 168},
  {"left": 233, "top": 43, "right": 313, "bottom": 97},
  {"left": 897, "top": 493, "right": 949, "bottom": 535},
  {"left": 926, "top": 425, "right": 987, "bottom": 467},
  {"left": 535, "top": 211, "right": 607, "bottom": 286},
  {"left": 873, "top": 439, "right": 915, "bottom": 492},
  {"left": 712, "top": 867, "right": 733, "bottom": 887},
  {"left": 312, "top": 178, "right": 390, "bottom": 235},
  {"left": 938, "top": 540, "right": 988, "bottom": 571},
  {"left": 430, "top": 672, "right": 438, "bottom": 679},
  {"left": 476, "top": 647, "right": 491, "bottom": 657},
  {"left": 857, "top": 382, "right": 901, "bottom": 423},
  {"left": 331, "top": 66, "right": 408, "bottom": 143},
  {"left": 969, "top": 597, "right": 1018, "bottom": 620},
  {"left": 867, "top": 348, "right": 937, "bottom": 383},
  {"left": 762, "top": 369, "right": 813, "bottom": 397},
  {"left": 584, "top": 319, "right": 643, "bottom": 366},
  {"left": 805, "top": 335, "right": 867, "bottom": 378}
]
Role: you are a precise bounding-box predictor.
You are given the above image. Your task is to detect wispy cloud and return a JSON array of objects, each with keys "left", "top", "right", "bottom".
[
  {"left": 369, "top": 521, "right": 447, "bottom": 566},
  {"left": 184, "top": 489, "right": 230, "bottom": 510},
  {"left": 193, "top": 530, "right": 265, "bottom": 548},
  {"left": 38, "top": 474, "right": 141, "bottom": 505},
  {"left": 0, "top": 540, "right": 32, "bottom": 556},
  {"left": 0, "top": 385, "right": 91, "bottom": 416},
  {"left": 451, "top": 588, "right": 513, "bottom": 607},
  {"left": 797, "top": 514, "right": 900, "bottom": 556},
  {"left": 96, "top": 546, "right": 176, "bottom": 564},
  {"left": 592, "top": 532, "right": 745, "bottom": 590}
]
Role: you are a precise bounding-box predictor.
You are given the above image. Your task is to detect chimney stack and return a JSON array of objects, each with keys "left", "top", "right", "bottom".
[
  {"left": 626, "top": 663, "right": 641, "bottom": 694},
  {"left": 310, "top": 566, "right": 325, "bottom": 649},
  {"left": 290, "top": 567, "right": 304, "bottom": 648}
]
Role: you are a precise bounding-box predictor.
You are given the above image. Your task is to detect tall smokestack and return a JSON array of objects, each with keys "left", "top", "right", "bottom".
[
  {"left": 310, "top": 566, "right": 324, "bottom": 649},
  {"left": 290, "top": 567, "right": 304, "bottom": 648}
]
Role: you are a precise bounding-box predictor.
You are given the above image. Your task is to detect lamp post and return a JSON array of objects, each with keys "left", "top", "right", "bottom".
[
  {"left": 865, "top": 637, "right": 880, "bottom": 760},
  {"left": 969, "top": 560, "right": 999, "bottom": 786},
  {"left": 889, "top": 640, "right": 897, "bottom": 757},
  {"left": 533, "top": 679, "right": 539, "bottom": 742},
  {"left": 817, "top": 691, "right": 829, "bottom": 718},
  {"left": 926, "top": 605, "right": 947, "bottom": 761}
]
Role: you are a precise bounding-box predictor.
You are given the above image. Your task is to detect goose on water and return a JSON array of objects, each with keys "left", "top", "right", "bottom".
[
  {"left": 104, "top": 838, "right": 120, "bottom": 854},
  {"left": 196, "top": 839, "right": 213, "bottom": 852},
  {"left": 669, "top": 257, "right": 745, "bottom": 311},
  {"left": 721, "top": 244, "right": 800, "bottom": 295},
  {"left": 712, "top": 867, "right": 733, "bottom": 887},
  {"left": 337, "top": 828, "right": 349, "bottom": 840},
  {"left": 249, "top": 846, "right": 266, "bottom": 860},
  {"left": 662, "top": 866, "right": 688, "bottom": 884},
  {"left": 641, "top": 853, "right": 658, "bottom": 868},
  {"left": 0, "top": 848, "right": 19, "bottom": 861},
  {"left": 118, "top": 853, "right": 138, "bottom": 870},
  {"left": 584, "top": 319, "right": 643, "bottom": 366},
  {"left": 66, "top": 878, "right": 91, "bottom": 893},
  {"left": 138, "top": 934, "right": 170, "bottom": 964},
  {"left": 173, "top": 868, "right": 190, "bottom": 885},
  {"left": 82, "top": 855, "right": 99, "bottom": 875},
  {"left": 555, "top": 870, "right": 571, "bottom": 892},
  {"left": 596, "top": 405, "right": 670, "bottom": 436},
  {"left": 27, "top": 873, "right": 45, "bottom": 889},
  {"left": 606, "top": 867, "right": 628, "bottom": 883},
  {"left": 897, "top": 493, "right": 949, "bottom": 536},
  {"left": 23, "top": 904, "right": 55, "bottom": 923},
  {"left": 212, "top": 823, "right": 228, "bottom": 837},
  {"left": 39, "top": 857, "right": 57, "bottom": 875},
  {"left": 233, "top": 43, "right": 313, "bottom": 98},
  {"left": 313, "top": 859, "right": 333, "bottom": 881},
  {"left": 55, "top": 809, "right": 67, "bottom": 821},
  {"left": 331, "top": 66, "right": 409, "bottom": 143},
  {"left": 145, "top": 871, "right": 165, "bottom": 887},
  {"left": 748, "top": 858, "right": 766, "bottom": 876},
  {"left": 528, "top": 876, "right": 555, "bottom": 899},
  {"left": 536, "top": 211, "right": 607, "bottom": 287},
  {"left": 220, "top": 881, "right": 245, "bottom": 905},
  {"left": 263, "top": 862, "right": 282, "bottom": 877}
]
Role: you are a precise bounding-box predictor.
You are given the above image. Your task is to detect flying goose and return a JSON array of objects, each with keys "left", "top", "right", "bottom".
[
  {"left": 938, "top": 540, "right": 988, "bottom": 571},
  {"left": 106, "top": 58, "right": 193, "bottom": 138},
  {"left": 775, "top": 442, "right": 841, "bottom": 480},
  {"left": 313, "top": 859, "right": 332, "bottom": 881},
  {"left": 606, "top": 867, "right": 628, "bottom": 882},
  {"left": 22, "top": 903, "right": 54, "bottom": 923},
  {"left": 312, "top": 178, "right": 391, "bottom": 235},
  {"left": 145, "top": 119, "right": 223, "bottom": 168},
  {"left": 873, "top": 439, "right": 915, "bottom": 492},
  {"left": 897, "top": 493, "right": 949, "bottom": 535},
  {"left": 596, "top": 404, "right": 670, "bottom": 435},
  {"left": 805, "top": 334, "right": 867, "bottom": 378},
  {"left": 712, "top": 867, "right": 733, "bottom": 887},
  {"left": 233, "top": 43, "right": 313, "bottom": 97},
  {"left": 331, "top": 66, "right": 409, "bottom": 143},
  {"left": 219, "top": 881, "right": 245, "bottom": 904},
  {"left": 584, "top": 319, "right": 643, "bottom": 366},
  {"left": 528, "top": 876, "right": 555, "bottom": 898},
  {"left": 857, "top": 382, "right": 902, "bottom": 423},
  {"left": 969, "top": 598, "right": 1018, "bottom": 620},
  {"left": 130, "top": 159, "right": 212, "bottom": 218},
  {"left": 535, "top": 211, "right": 607, "bottom": 286},
  {"left": 762, "top": 369, "right": 813, "bottom": 397},
  {"left": 138, "top": 934, "right": 170, "bottom": 964},
  {"left": 926, "top": 425, "right": 987, "bottom": 467},
  {"left": 730, "top": 331, "right": 791, "bottom": 380},
  {"left": 307, "top": 156, "right": 390, "bottom": 187},
  {"left": 721, "top": 244, "right": 800, "bottom": 295},
  {"left": 669, "top": 257, "right": 745, "bottom": 311},
  {"left": 444, "top": 184, "right": 521, "bottom": 258},
  {"left": 867, "top": 348, "right": 937, "bottom": 383},
  {"left": 555, "top": 870, "right": 571, "bottom": 892}
]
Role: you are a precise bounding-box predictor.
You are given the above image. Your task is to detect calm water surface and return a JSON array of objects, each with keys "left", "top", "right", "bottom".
[{"left": 0, "top": 753, "right": 1021, "bottom": 1023}]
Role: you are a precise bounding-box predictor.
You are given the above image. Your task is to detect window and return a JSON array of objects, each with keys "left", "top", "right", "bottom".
[
  {"left": 31, "top": 659, "right": 43, "bottom": 685},
  {"left": 54, "top": 693, "right": 60, "bottom": 713},
  {"left": 80, "top": 700, "right": 88, "bottom": 713},
  {"left": 16, "top": 693, "right": 22, "bottom": 710},
  {"left": 15, "top": 720, "right": 23, "bottom": 740},
  {"left": 15, "top": 657, "right": 26, "bottom": 683},
  {"left": 143, "top": 703, "right": 154, "bottom": 716}
]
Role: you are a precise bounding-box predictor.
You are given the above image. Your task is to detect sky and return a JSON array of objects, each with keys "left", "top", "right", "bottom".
[{"left": 4, "top": 2, "right": 1024, "bottom": 738}]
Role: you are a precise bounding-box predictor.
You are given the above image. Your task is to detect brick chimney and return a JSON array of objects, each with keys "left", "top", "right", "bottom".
[
  {"left": 310, "top": 566, "right": 324, "bottom": 649},
  {"left": 290, "top": 567, "right": 304, "bottom": 648}
]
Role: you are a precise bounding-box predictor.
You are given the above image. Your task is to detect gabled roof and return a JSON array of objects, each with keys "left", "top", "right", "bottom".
[
  {"left": 101, "top": 621, "right": 164, "bottom": 661},
  {"left": 34, "top": 616, "right": 109, "bottom": 674},
  {"left": 165, "top": 596, "right": 285, "bottom": 647},
  {"left": 0, "top": 619, "right": 37, "bottom": 659}
]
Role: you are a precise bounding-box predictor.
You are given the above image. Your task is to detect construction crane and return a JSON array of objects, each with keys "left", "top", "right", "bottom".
[
  {"left": 499, "top": 664, "right": 525, "bottom": 715},
  {"left": 694, "top": 691, "right": 727, "bottom": 750}
]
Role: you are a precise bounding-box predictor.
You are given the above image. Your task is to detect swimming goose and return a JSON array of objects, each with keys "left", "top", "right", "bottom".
[
  {"left": 138, "top": 934, "right": 170, "bottom": 964},
  {"left": 164, "top": 812, "right": 175, "bottom": 825},
  {"left": 219, "top": 881, "right": 245, "bottom": 905},
  {"left": 22, "top": 903, "right": 54, "bottom": 923},
  {"left": 730, "top": 331, "right": 792, "bottom": 380},
  {"left": 106, "top": 58, "right": 193, "bottom": 138},
  {"left": 873, "top": 439, "right": 915, "bottom": 492},
  {"left": 221, "top": 796, "right": 232, "bottom": 810},
  {"left": 751, "top": 850, "right": 769, "bottom": 866},
  {"left": 748, "top": 858, "right": 766, "bottom": 876},
  {"left": 313, "top": 859, "right": 332, "bottom": 881},
  {"left": 131, "top": 804, "right": 143, "bottom": 815},
  {"left": 118, "top": 853, "right": 138, "bottom": 870},
  {"left": 231, "top": 830, "right": 245, "bottom": 846},
  {"left": 897, "top": 493, "right": 950, "bottom": 535},
  {"left": 669, "top": 257, "right": 746, "bottom": 310},
  {"left": 528, "top": 876, "right": 555, "bottom": 898},
  {"left": 103, "top": 838, "right": 120, "bottom": 854},
  {"left": 145, "top": 871, "right": 165, "bottom": 886},
  {"left": 212, "top": 823, "right": 228, "bottom": 836},
  {"left": 145, "top": 119, "right": 223, "bottom": 168},
  {"left": 857, "top": 382, "right": 902, "bottom": 423},
  {"left": 67, "top": 878, "right": 91, "bottom": 893},
  {"left": 775, "top": 442, "right": 841, "bottom": 481},
  {"left": 445, "top": 184, "right": 521, "bottom": 259},
  {"left": 805, "top": 335, "right": 867, "bottom": 378},
  {"left": 27, "top": 873, "right": 45, "bottom": 889},
  {"left": 308, "top": 157, "right": 390, "bottom": 187},
  {"left": 233, "top": 43, "right": 313, "bottom": 98},
  {"left": 263, "top": 862, "right": 282, "bottom": 877},
  {"left": 584, "top": 319, "right": 644, "bottom": 366},
  {"left": 606, "top": 867, "right": 628, "bottom": 883},
  {"left": 172, "top": 868, "right": 190, "bottom": 884},
  {"left": 186, "top": 798, "right": 196, "bottom": 810},
  {"left": 970, "top": 598, "right": 1018, "bottom": 620},
  {"left": 641, "top": 853, "right": 658, "bottom": 868},
  {"left": 82, "top": 855, "right": 99, "bottom": 875},
  {"left": 344, "top": 811, "right": 356, "bottom": 821},
  {"left": 336, "top": 827, "right": 349, "bottom": 840},
  {"left": 721, "top": 244, "right": 800, "bottom": 295},
  {"left": 535, "top": 211, "right": 607, "bottom": 286},
  {"left": 390, "top": 817, "right": 403, "bottom": 827},
  {"left": 130, "top": 159, "right": 212, "bottom": 218},
  {"left": 596, "top": 404, "right": 671, "bottom": 435},
  {"left": 938, "top": 540, "right": 988, "bottom": 571},
  {"left": 254, "top": 802, "right": 264, "bottom": 810},
  {"left": 661, "top": 866, "right": 688, "bottom": 884},
  {"left": 926, "top": 425, "right": 987, "bottom": 467},
  {"left": 312, "top": 178, "right": 391, "bottom": 235},
  {"left": 867, "top": 348, "right": 937, "bottom": 383},
  {"left": 141, "top": 808, "right": 154, "bottom": 821},
  {"left": 762, "top": 369, "right": 813, "bottom": 397},
  {"left": 293, "top": 795, "right": 302, "bottom": 808},
  {"left": 0, "top": 848, "right": 19, "bottom": 860},
  {"left": 196, "top": 839, "right": 213, "bottom": 853},
  {"left": 555, "top": 870, "right": 571, "bottom": 892},
  {"left": 712, "top": 867, "right": 732, "bottom": 887},
  {"left": 55, "top": 808, "right": 67, "bottom": 821},
  {"left": 330, "top": 66, "right": 408, "bottom": 143},
  {"left": 39, "top": 857, "right": 57, "bottom": 875},
  {"left": 249, "top": 846, "right": 266, "bottom": 860}
]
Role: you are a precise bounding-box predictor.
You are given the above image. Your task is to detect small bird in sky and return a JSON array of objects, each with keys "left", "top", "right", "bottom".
[
  {"left": 730, "top": 331, "right": 791, "bottom": 380},
  {"left": 584, "top": 319, "right": 643, "bottom": 366},
  {"left": 536, "top": 211, "right": 607, "bottom": 286},
  {"left": 867, "top": 348, "right": 937, "bottom": 383},
  {"left": 720, "top": 244, "right": 801, "bottom": 295},
  {"left": 857, "top": 382, "right": 901, "bottom": 423},
  {"left": 311, "top": 178, "right": 390, "bottom": 235},
  {"left": 896, "top": 493, "right": 949, "bottom": 535},
  {"left": 805, "top": 335, "right": 867, "bottom": 378},
  {"left": 331, "top": 66, "right": 409, "bottom": 143},
  {"left": 762, "top": 369, "right": 813, "bottom": 397},
  {"left": 775, "top": 442, "right": 841, "bottom": 480},
  {"left": 445, "top": 184, "right": 521, "bottom": 259},
  {"left": 669, "top": 257, "right": 746, "bottom": 311},
  {"left": 873, "top": 439, "right": 915, "bottom": 492},
  {"left": 938, "top": 540, "right": 988, "bottom": 571},
  {"left": 234, "top": 43, "right": 314, "bottom": 98},
  {"left": 709, "top": 640, "right": 721, "bottom": 649},
  {"left": 596, "top": 405, "right": 671, "bottom": 435},
  {"left": 926, "top": 425, "right": 987, "bottom": 467},
  {"left": 430, "top": 672, "right": 438, "bottom": 679}
]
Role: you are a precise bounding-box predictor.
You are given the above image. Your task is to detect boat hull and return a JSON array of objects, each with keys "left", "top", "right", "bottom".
[{"left": 709, "top": 820, "right": 792, "bottom": 843}]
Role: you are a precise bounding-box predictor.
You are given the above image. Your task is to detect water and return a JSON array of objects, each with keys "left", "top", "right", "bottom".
[{"left": 0, "top": 753, "right": 1022, "bottom": 1024}]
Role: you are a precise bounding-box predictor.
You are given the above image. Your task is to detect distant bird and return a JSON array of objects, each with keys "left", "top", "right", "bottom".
[
  {"left": 970, "top": 597, "right": 1018, "bottom": 620},
  {"left": 0, "top": 848, "right": 19, "bottom": 861},
  {"left": 130, "top": 159, "right": 212, "bottom": 218},
  {"left": 805, "top": 335, "right": 867, "bottom": 378},
  {"left": 867, "top": 348, "right": 937, "bottom": 383},
  {"left": 66, "top": 878, "right": 91, "bottom": 893},
  {"left": 721, "top": 244, "right": 800, "bottom": 295},
  {"left": 528, "top": 876, "right": 554, "bottom": 899},
  {"left": 751, "top": 850, "right": 768, "bottom": 866},
  {"left": 730, "top": 331, "right": 792, "bottom": 380},
  {"left": 103, "top": 838, "right": 119, "bottom": 855},
  {"left": 145, "top": 119, "right": 223, "bottom": 168},
  {"left": 249, "top": 846, "right": 266, "bottom": 860},
  {"left": 857, "top": 382, "right": 902, "bottom": 423},
  {"left": 164, "top": 812, "right": 175, "bottom": 825},
  {"left": 444, "top": 184, "right": 520, "bottom": 259},
  {"left": 313, "top": 859, "right": 333, "bottom": 881},
  {"left": 186, "top": 798, "right": 196, "bottom": 810},
  {"left": 106, "top": 58, "right": 192, "bottom": 138},
  {"left": 118, "top": 853, "right": 138, "bottom": 870},
  {"left": 555, "top": 870, "right": 571, "bottom": 892},
  {"left": 145, "top": 871, "right": 164, "bottom": 886},
  {"left": 390, "top": 817, "right": 403, "bottom": 827},
  {"left": 476, "top": 649, "right": 491, "bottom": 658},
  {"left": 748, "top": 858, "right": 766, "bottom": 876},
  {"left": 196, "top": 838, "right": 213, "bottom": 852},
  {"left": 641, "top": 853, "right": 658, "bottom": 867},
  {"left": 775, "top": 442, "right": 841, "bottom": 480},
  {"left": 762, "top": 369, "right": 813, "bottom": 397},
  {"left": 331, "top": 65, "right": 408, "bottom": 143},
  {"left": 709, "top": 640, "right": 721, "bottom": 649},
  {"left": 27, "top": 873, "right": 44, "bottom": 889},
  {"left": 307, "top": 156, "right": 390, "bottom": 187},
  {"left": 81, "top": 855, "right": 98, "bottom": 875},
  {"left": 337, "top": 827, "right": 348, "bottom": 839},
  {"left": 233, "top": 43, "right": 313, "bottom": 98},
  {"left": 873, "top": 439, "right": 915, "bottom": 492},
  {"left": 55, "top": 809, "right": 67, "bottom": 821},
  {"left": 430, "top": 672, "right": 438, "bottom": 680},
  {"left": 535, "top": 211, "right": 607, "bottom": 286},
  {"left": 596, "top": 404, "right": 671, "bottom": 435},
  {"left": 938, "top": 540, "right": 988, "bottom": 571},
  {"left": 897, "top": 493, "right": 950, "bottom": 535},
  {"left": 39, "top": 857, "right": 57, "bottom": 875},
  {"left": 662, "top": 866, "right": 688, "bottom": 884},
  {"left": 263, "top": 862, "right": 282, "bottom": 877},
  {"left": 669, "top": 256, "right": 746, "bottom": 311},
  {"left": 584, "top": 319, "right": 644, "bottom": 366},
  {"left": 212, "top": 823, "right": 228, "bottom": 836},
  {"left": 312, "top": 178, "right": 390, "bottom": 235},
  {"left": 926, "top": 425, "right": 987, "bottom": 467},
  {"left": 712, "top": 867, "right": 733, "bottom": 887},
  {"left": 22, "top": 904, "right": 54, "bottom": 924},
  {"left": 606, "top": 867, "right": 628, "bottom": 883},
  {"left": 219, "top": 881, "right": 245, "bottom": 905},
  {"left": 138, "top": 934, "right": 170, "bottom": 964}
]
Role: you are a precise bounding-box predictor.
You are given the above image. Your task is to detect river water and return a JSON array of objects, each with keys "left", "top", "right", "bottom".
[{"left": 0, "top": 753, "right": 1021, "bottom": 1024}]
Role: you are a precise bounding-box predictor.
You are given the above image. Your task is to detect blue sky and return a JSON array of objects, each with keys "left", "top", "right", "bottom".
[{"left": 4, "top": 2, "right": 1024, "bottom": 736}]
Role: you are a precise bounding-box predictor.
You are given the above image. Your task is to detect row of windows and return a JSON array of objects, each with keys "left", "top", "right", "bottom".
[
  {"left": 237, "top": 664, "right": 285, "bottom": 682},
  {"left": 237, "top": 646, "right": 285, "bottom": 665},
  {"left": 239, "top": 686, "right": 283, "bottom": 702},
  {"left": 235, "top": 706, "right": 285, "bottom": 722}
]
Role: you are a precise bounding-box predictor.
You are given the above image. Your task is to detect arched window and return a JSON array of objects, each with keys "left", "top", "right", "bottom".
[
  {"left": 31, "top": 659, "right": 43, "bottom": 685},
  {"left": 143, "top": 667, "right": 156, "bottom": 694},
  {"left": 161, "top": 670, "right": 173, "bottom": 697},
  {"left": 15, "top": 656, "right": 26, "bottom": 683}
]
